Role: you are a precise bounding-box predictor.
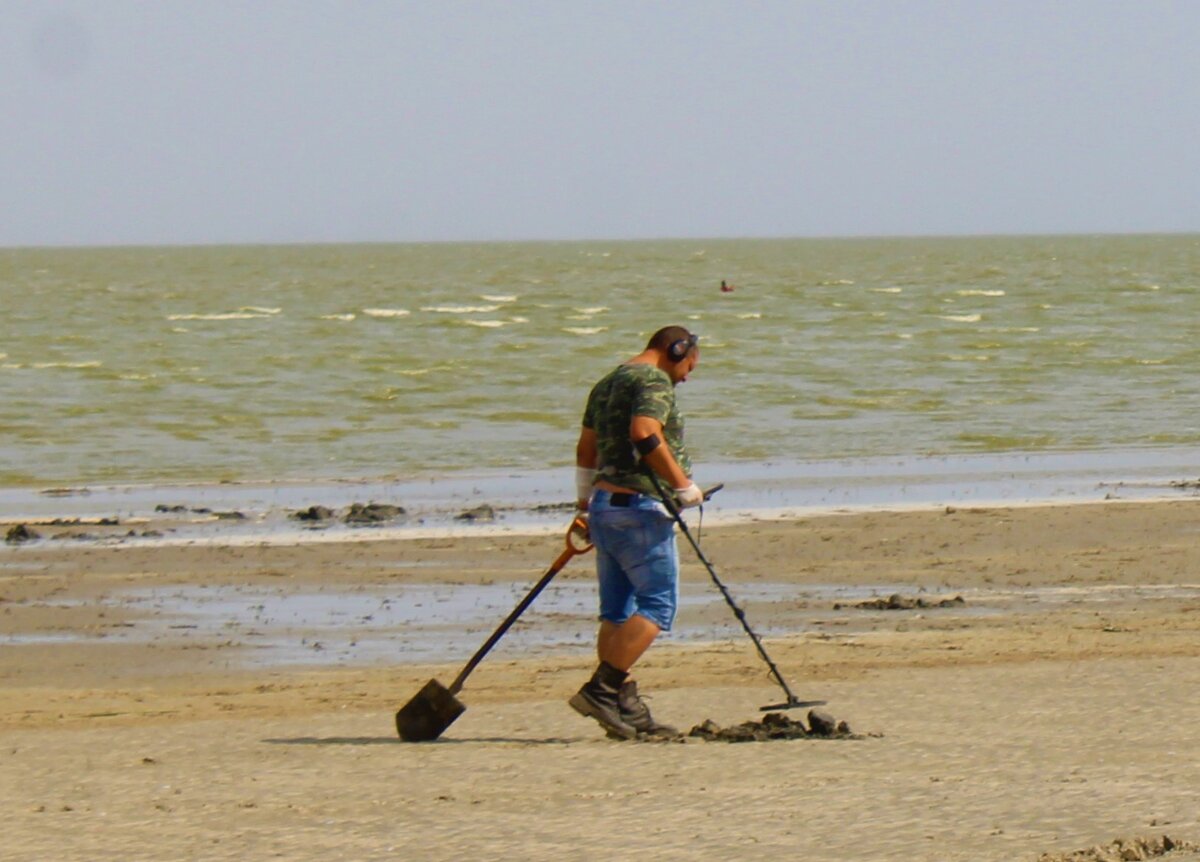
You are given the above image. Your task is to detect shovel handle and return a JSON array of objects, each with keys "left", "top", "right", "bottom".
[
  {"left": 447, "top": 517, "right": 592, "bottom": 694},
  {"left": 563, "top": 514, "right": 593, "bottom": 556}
]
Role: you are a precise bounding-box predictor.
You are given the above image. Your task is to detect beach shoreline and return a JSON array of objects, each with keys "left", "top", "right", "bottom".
[{"left": 4, "top": 446, "right": 1200, "bottom": 547}]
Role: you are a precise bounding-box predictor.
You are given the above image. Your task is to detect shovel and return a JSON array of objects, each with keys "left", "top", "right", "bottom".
[{"left": 395, "top": 516, "right": 593, "bottom": 741}]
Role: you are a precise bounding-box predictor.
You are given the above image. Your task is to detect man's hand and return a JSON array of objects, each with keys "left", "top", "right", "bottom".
[{"left": 674, "top": 482, "right": 704, "bottom": 509}]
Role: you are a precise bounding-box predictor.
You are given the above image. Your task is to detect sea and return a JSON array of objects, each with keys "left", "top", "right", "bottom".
[{"left": 3, "top": 234, "right": 1200, "bottom": 531}]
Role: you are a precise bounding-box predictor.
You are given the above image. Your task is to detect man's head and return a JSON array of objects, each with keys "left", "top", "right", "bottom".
[{"left": 646, "top": 325, "right": 700, "bottom": 383}]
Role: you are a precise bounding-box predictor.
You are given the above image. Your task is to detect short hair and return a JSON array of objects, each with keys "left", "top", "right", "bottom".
[{"left": 646, "top": 325, "right": 693, "bottom": 352}]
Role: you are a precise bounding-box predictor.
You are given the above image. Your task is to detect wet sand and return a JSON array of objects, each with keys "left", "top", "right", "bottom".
[{"left": 3, "top": 499, "right": 1200, "bottom": 860}]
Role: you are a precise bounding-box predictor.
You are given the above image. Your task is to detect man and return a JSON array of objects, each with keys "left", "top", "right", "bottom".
[{"left": 570, "top": 325, "right": 704, "bottom": 739}]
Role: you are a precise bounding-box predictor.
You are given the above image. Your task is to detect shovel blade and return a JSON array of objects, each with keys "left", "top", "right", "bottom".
[{"left": 395, "top": 678, "right": 466, "bottom": 741}]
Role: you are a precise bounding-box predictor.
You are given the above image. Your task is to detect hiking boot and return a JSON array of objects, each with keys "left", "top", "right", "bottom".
[
  {"left": 569, "top": 662, "right": 638, "bottom": 740},
  {"left": 614, "top": 680, "right": 677, "bottom": 738}
]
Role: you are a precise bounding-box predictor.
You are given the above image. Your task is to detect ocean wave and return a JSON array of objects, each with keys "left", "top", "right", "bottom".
[
  {"left": 241, "top": 306, "right": 282, "bottom": 314},
  {"left": 562, "top": 326, "right": 607, "bottom": 335},
  {"left": 480, "top": 294, "right": 517, "bottom": 303},
  {"left": 465, "top": 320, "right": 506, "bottom": 328},
  {"left": 320, "top": 313, "right": 356, "bottom": 321},
  {"left": 574, "top": 306, "right": 609, "bottom": 314},
  {"left": 421, "top": 305, "right": 501, "bottom": 314},
  {"left": 938, "top": 313, "right": 982, "bottom": 323},
  {"left": 361, "top": 308, "right": 410, "bottom": 318},
  {"left": 819, "top": 279, "right": 855, "bottom": 286},
  {"left": 737, "top": 313, "right": 762, "bottom": 319},
  {"left": 871, "top": 287, "right": 902, "bottom": 294},
  {"left": 397, "top": 365, "right": 455, "bottom": 377},
  {"left": 956, "top": 289, "right": 1006, "bottom": 297},
  {"left": 167, "top": 312, "right": 276, "bottom": 321},
  {"left": 32, "top": 361, "right": 103, "bottom": 369}
]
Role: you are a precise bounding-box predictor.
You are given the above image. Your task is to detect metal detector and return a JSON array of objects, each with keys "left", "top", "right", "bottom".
[{"left": 646, "top": 471, "right": 826, "bottom": 712}]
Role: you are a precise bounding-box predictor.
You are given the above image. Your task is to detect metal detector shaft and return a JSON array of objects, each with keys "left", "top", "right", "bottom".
[{"left": 646, "top": 471, "right": 823, "bottom": 710}]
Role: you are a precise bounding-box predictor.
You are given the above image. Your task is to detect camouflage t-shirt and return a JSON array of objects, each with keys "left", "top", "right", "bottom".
[{"left": 581, "top": 363, "right": 692, "bottom": 497}]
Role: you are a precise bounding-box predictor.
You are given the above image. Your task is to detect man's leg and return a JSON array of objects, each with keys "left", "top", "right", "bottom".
[
  {"left": 595, "top": 616, "right": 677, "bottom": 736},
  {"left": 597, "top": 615, "right": 660, "bottom": 671},
  {"left": 570, "top": 497, "right": 675, "bottom": 739}
]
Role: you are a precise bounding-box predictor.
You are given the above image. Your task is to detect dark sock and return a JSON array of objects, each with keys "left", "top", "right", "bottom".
[{"left": 593, "top": 661, "right": 628, "bottom": 691}]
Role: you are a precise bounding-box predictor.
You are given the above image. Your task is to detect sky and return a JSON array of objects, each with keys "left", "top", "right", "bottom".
[{"left": 3, "top": 1, "right": 1200, "bottom": 247}]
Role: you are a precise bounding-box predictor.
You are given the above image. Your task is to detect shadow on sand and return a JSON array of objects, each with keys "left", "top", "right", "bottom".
[{"left": 263, "top": 735, "right": 587, "bottom": 746}]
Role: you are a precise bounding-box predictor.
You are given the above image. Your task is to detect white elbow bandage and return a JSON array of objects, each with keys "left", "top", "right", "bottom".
[{"left": 575, "top": 466, "right": 597, "bottom": 502}]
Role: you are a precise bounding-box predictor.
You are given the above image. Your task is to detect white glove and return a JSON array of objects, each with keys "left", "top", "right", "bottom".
[{"left": 674, "top": 482, "right": 704, "bottom": 509}]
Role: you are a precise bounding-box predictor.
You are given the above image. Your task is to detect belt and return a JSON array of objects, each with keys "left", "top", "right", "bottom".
[{"left": 608, "top": 492, "right": 636, "bottom": 507}]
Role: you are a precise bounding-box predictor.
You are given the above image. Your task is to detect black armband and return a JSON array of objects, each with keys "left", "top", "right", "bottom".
[{"left": 634, "top": 434, "right": 662, "bottom": 457}]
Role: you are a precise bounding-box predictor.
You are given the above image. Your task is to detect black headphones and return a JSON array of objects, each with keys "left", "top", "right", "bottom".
[{"left": 667, "top": 333, "right": 699, "bottom": 362}]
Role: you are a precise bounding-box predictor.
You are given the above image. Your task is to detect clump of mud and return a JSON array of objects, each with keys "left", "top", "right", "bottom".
[
  {"left": 834, "top": 593, "right": 965, "bottom": 611},
  {"left": 5, "top": 524, "right": 40, "bottom": 544},
  {"left": 1037, "top": 835, "right": 1197, "bottom": 862},
  {"left": 685, "top": 708, "right": 859, "bottom": 743}
]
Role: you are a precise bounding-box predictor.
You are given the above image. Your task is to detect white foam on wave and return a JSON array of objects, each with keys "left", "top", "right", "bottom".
[
  {"left": 820, "top": 279, "right": 855, "bottom": 286},
  {"left": 362, "top": 308, "right": 411, "bottom": 318},
  {"left": 939, "top": 313, "right": 982, "bottom": 323},
  {"left": 421, "top": 305, "right": 501, "bottom": 314},
  {"left": 465, "top": 320, "right": 505, "bottom": 328},
  {"left": 241, "top": 306, "right": 282, "bottom": 314},
  {"left": 956, "top": 289, "right": 1006, "bottom": 297},
  {"left": 737, "top": 313, "right": 762, "bottom": 319},
  {"left": 872, "top": 287, "right": 902, "bottom": 294},
  {"left": 510, "top": 316, "right": 529, "bottom": 324},
  {"left": 574, "top": 306, "right": 609, "bottom": 315},
  {"left": 167, "top": 312, "right": 275, "bottom": 321},
  {"left": 480, "top": 294, "right": 517, "bottom": 303},
  {"left": 563, "top": 326, "right": 607, "bottom": 335},
  {"left": 321, "top": 313, "right": 356, "bottom": 321},
  {"left": 32, "top": 360, "right": 102, "bottom": 369}
]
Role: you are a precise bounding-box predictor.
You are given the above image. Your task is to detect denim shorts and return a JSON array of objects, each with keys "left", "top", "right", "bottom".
[{"left": 587, "top": 489, "right": 679, "bottom": 631}]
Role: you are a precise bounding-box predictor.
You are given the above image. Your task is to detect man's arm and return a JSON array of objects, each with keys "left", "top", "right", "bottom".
[
  {"left": 630, "top": 415, "right": 695, "bottom": 495},
  {"left": 575, "top": 426, "right": 598, "bottom": 511}
]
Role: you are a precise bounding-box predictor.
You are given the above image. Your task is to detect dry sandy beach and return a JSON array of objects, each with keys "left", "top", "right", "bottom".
[{"left": 3, "top": 499, "right": 1200, "bottom": 861}]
